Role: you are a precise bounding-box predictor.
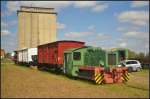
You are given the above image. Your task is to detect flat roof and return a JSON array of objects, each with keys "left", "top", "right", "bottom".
[
  {"left": 21, "top": 6, "right": 55, "bottom": 10},
  {"left": 17, "top": 6, "right": 57, "bottom": 15},
  {"left": 17, "top": 10, "right": 57, "bottom": 15}
]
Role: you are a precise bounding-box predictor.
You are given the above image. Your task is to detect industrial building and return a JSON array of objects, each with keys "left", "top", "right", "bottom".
[{"left": 17, "top": 6, "right": 57, "bottom": 50}]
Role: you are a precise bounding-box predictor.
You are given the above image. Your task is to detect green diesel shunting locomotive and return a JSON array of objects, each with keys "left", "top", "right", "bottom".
[
  {"left": 63, "top": 46, "right": 128, "bottom": 77},
  {"left": 63, "top": 46, "right": 108, "bottom": 77}
]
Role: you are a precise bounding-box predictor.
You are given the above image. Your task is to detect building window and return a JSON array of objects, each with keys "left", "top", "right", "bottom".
[{"left": 73, "top": 52, "right": 81, "bottom": 60}]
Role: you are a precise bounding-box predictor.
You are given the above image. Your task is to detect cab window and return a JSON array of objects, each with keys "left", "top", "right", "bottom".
[
  {"left": 73, "top": 52, "right": 81, "bottom": 60},
  {"left": 126, "top": 61, "right": 137, "bottom": 64}
]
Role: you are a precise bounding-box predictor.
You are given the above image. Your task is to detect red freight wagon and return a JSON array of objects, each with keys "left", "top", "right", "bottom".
[{"left": 38, "top": 40, "right": 85, "bottom": 71}]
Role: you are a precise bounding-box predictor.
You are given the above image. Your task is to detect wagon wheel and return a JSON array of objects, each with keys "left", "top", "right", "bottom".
[{"left": 37, "top": 65, "right": 44, "bottom": 71}]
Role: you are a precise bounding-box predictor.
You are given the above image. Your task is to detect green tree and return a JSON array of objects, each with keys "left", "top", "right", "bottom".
[
  {"left": 137, "top": 52, "right": 145, "bottom": 63},
  {"left": 125, "top": 49, "right": 149, "bottom": 65},
  {"left": 128, "top": 49, "right": 138, "bottom": 59},
  {"left": 5, "top": 53, "right": 11, "bottom": 59},
  {"left": 144, "top": 52, "right": 149, "bottom": 63}
]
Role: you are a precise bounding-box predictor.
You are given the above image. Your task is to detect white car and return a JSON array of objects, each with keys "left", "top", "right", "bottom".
[{"left": 118, "top": 60, "right": 142, "bottom": 72}]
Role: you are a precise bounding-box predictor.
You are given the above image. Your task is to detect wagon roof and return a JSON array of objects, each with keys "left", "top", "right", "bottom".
[{"left": 38, "top": 40, "right": 85, "bottom": 47}]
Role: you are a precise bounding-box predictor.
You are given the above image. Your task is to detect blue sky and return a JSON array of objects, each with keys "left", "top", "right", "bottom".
[{"left": 1, "top": 1, "right": 149, "bottom": 54}]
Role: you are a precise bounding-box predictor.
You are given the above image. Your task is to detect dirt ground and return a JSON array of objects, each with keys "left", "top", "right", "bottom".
[{"left": 1, "top": 61, "right": 149, "bottom": 98}]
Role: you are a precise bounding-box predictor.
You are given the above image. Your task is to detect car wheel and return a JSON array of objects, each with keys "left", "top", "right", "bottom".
[
  {"left": 128, "top": 67, "right": 133, "bottom": 72},
  {"left": 136, "top": 67, "right": 141, "bottom": 72}
]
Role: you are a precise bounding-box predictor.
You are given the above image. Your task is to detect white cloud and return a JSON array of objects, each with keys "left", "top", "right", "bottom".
[
  {"left": 96, "top": 33, "right": 111, "bottom": 40},
  {"left": 118, "top": 11, "right": 149, "bottom": 26},
  {"left": 74, "top": 1, "right": 108, "bottom": 12},
  {"left": 124, "top": 31, "right": 137, "bottom": 37},
  {"left": 7, "top": 1, "right": 20, "bottom": 15},
  {"left": 119, "top": 42, "right": 127, "bottom": 47},
  {"left": 65, "top": 31, "right": 93, "bottom": 38},
  {"left": 1, "top": 12, "right": 5, "bottom": 17},
  {"left": 117, "top": 25, "right": 142, "bottom": 32},
  {"left": 92, "top": 4, "right": 108, "bottom": 12},
  {"left": 117, "top": 10, "right": 149, "bottom": 53},
  {"left": 57, "top": 22, "right": 66, "bottom": 29},
  {"left": 24, "top": 1, "right": 73, "bottom": 11},
  {"left": 114, "top": 30, "right": 149, "bottom": 53},
  {"left": 6, "top": 1, "right": 73, "bottom": 14},
  {"left": 88, "top": 25, "right": 96, "bottom": 32},
  {"left": 131, "top": 1, "right": 149, "bottom": 8},
  {"left": 6, "top": 1, "right": 109, "bottom": 15},
  {"left": 1, "top": 30, "right": 11, "bottom": 36},
  {"left": 1, "top": 20, "right": 17, "bottom": 29},
  {"left": 117, "top": 27, "right": 127, "bottom": 32},
  {"left": 124, "top": 31, "right": 148, "bottom": 40},
  {"left": 74, "top": 1, "right": 97, "bottom": 8},
  {"left": 1, "top": 22, "right": 7, "bottom": 29}
]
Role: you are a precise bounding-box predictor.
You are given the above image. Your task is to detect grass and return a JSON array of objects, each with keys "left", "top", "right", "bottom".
[
  {"left": 1, "top": 58, "right": 14, "bottom": 63},
  {"left": 1, "top": 59, "right": 149, "bottom": 98}
]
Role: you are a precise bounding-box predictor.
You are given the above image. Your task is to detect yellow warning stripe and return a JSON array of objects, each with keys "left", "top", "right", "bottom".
[
  {"left": 97, "top": 75, "right": 104, "bottom": 84},
  {"left": 95, "top": 74, "right": 104, "bottom": 84},
  {"left": 122, "top": 76, "right": 127, "bottom": 81},
  {"left": 95, "top": 73, "right": 102, "bottom": 81},
  {"left": 95, "top": 73, "right": 103, "bottom": 80},
  {"left": 96, "top": 77, "right": 103, "bottom": 84},
  {"left": 95, "top": 73, "right": 101, "bottom": 80},
  {"left": 122, "top": 74, "right": 127, "bottom": 79},
  {"left": 122, "top": 74, "right": 129, "bottom": 81},
  {"left": 124, "top": 73, "right": 129, "bottom": 80},
  {"left": 96, "top": 75, "right": 102, "bottom": 83}
]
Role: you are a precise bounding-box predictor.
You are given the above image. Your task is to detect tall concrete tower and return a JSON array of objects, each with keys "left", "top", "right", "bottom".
[{"left": 17, "top": 6, "right": 57, "bottom": 50}]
